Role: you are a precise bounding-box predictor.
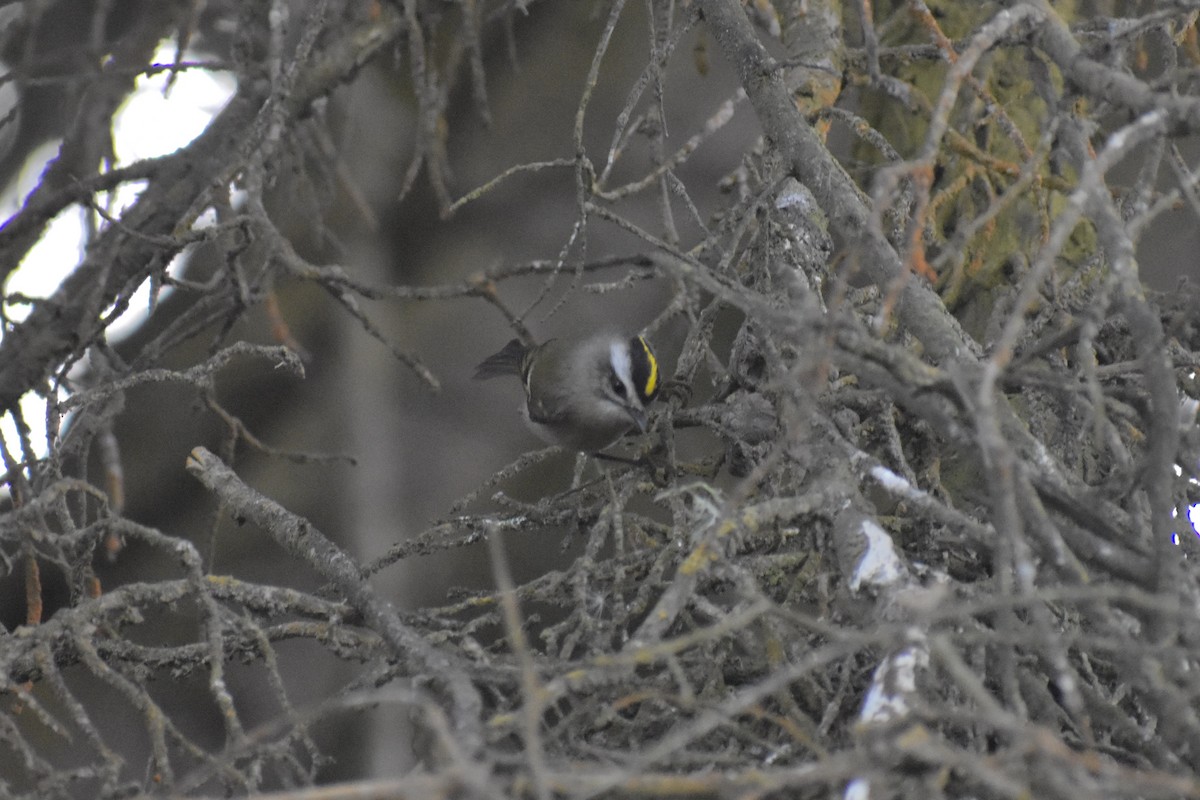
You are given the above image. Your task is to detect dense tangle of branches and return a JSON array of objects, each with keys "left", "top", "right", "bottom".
[{"left": 1, "top": 1, "right": 1199, "bottom": 798}]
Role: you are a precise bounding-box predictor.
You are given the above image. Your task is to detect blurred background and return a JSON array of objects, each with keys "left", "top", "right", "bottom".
[{"left": 1, "top": 0, "right": 1197, "bottom": 789}]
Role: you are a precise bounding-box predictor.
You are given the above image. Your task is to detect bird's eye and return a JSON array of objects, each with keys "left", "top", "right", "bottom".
[{"left": 610, "top": 374, "right": 626, "bottom": 397}]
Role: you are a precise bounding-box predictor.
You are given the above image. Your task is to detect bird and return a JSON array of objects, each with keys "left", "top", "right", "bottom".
[{"left": 473, "top": 333, "right": 660, "bottom": 452}]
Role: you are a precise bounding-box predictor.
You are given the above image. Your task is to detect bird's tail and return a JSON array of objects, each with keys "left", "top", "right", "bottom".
[{"left": 472, "top": 338, "right": 529, "bottom": 380}]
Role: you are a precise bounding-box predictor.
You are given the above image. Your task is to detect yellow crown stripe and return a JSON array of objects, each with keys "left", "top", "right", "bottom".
[{"left": 638, "top": 336, "right": 658, "bottom": 397}]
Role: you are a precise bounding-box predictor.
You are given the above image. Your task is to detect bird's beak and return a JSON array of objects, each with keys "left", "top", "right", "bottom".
[{"left": 626, "top": 405, "right": 648, "bottom": 433}]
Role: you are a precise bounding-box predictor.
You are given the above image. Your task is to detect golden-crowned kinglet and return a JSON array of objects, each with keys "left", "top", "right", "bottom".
[{"left": 473, "top": 334, "right": 660, "bottom": 452}]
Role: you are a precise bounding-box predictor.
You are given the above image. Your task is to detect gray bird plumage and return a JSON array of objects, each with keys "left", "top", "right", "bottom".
[{"left": 474, "top": 333, "right": 659, "bottom": 452}]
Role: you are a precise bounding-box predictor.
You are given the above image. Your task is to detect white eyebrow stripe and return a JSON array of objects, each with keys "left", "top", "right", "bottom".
[{"left": 610, "top": 340, "right": 633, "bottom": 385}]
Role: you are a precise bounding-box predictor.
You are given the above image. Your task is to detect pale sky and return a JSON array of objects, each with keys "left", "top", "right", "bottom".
[{"left": 0, "top": 40, "right": 235, "bottom": 460}]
